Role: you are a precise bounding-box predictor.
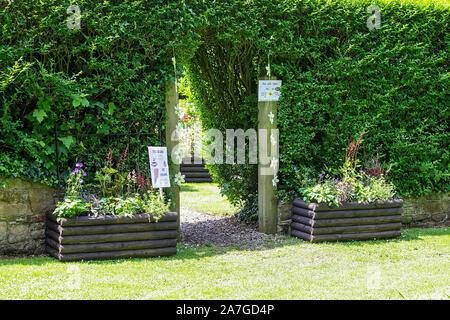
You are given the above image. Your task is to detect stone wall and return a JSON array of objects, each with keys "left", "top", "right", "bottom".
[
  {"left": 0, "top": 177, "right": 56, "bottom": 255},
  {"left": 277, "top": 193, "right": 449, "bottom": 235},
  {"left": 402, "top": 193, "right": 449, "bottom": 228}
]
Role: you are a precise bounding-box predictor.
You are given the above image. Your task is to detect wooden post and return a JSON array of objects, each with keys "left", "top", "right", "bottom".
[
  {"left": 165, "top": 80, "right": 181, "bottom": 239},
  {"left": 258, "top": 76, "right": 278, "bottom": 234}
]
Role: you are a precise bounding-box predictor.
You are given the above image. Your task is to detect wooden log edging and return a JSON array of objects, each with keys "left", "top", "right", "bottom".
[
  {"left": 45, "top": 212, "right": 179, "bottom": 261},
  {"left": 46, "top": 211, "right": 177, "bottom": 227},
  {"left": 290, "top": 199, "right": 403, "bottom": 242},
  {"left": 292, "top": 199, "right": 403, "bottom": 212},
  {"left": 47, "top": 246, "right": 177, "bottom": 262}
]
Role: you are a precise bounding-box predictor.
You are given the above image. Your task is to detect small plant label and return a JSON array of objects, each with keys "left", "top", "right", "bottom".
[
  {"left": 258, "top": 80, "right": 282, "bottom": 102},
  {"left": 148, "top": 146, "right": 171, "bottom": 188}
]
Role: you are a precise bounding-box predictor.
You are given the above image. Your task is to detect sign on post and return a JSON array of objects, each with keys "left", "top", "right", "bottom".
[
  {"left": 258, "top": 80, "right": 282, "bottom": 102},
  {"left": 148, "top": 146, "right": 171, "bottom": 188}
]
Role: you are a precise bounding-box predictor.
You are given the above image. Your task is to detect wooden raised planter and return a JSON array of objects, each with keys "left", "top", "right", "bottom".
[
  {"left": 45, "top": 212, "right": 178, "bottom": 261},
  {"left": 290, "top": 199, "right": 403, "bottom": 242}
]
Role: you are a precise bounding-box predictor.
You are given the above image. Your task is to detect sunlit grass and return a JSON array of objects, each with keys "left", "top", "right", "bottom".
[
  {"left": 180, "top": 183, "right": 240, "bottom": 215},
  {"left": 0, "top": 228, "right": 448, "bottom": 299}
]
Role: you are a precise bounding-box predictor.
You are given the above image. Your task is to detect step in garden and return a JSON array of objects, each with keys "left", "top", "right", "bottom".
[{"left": 180, "top": 157, "right": 212, "bottom": 183}]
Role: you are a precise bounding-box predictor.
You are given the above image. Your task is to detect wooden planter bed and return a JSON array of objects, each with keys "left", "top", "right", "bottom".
[
  {"left": 290, "top": 199, "right": 403, "bottom": 242},
  {"left": 45, "top": 212, "right": 178, "bottom": 261}
]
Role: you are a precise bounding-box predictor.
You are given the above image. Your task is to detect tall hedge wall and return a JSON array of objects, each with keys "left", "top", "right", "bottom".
[
  {"left": 1, "top": 0, "right": 448, "bottom": 208},
  {"left": 0, "top": 0, "right": 196, "bottom": 185},
  {"left": 185, "top": 0, "right": 449, "bottom": 210}
]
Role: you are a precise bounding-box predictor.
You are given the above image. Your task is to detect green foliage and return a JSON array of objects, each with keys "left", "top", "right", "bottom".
[
  {"left": 367, "top": 176, "right": 396, "bottom": 201},
  {"left": 0, "top": 0, "right": 198, "bottom": 186},
  {"left": 54, "top": 191, "right": 170, "bottom": 219},
  {"left": 184, "top": 0, "right": 449, "bottom": 208},
  {"left": 1, "top": 0, "right": 448, "bottom": 211},
  {"left": 302, "top": 183, "right": 340, "bottom": 206},
  {"left": 53, "top": 152, "right": 171, "bottom": 218},
  {"left": 136, "top": 190, "right": 171, "bottom": 218},
  {"left": 95, "top": 167, "right": 125, "bottom": 198},
  {"left": 235, "top": 195, "right": 259, "bottom": 224},
  {"left": 54, "top": 198, "right": 89, "bottom": 219}
]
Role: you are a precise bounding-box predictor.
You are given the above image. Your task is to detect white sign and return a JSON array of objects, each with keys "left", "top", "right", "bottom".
[
  {"left": 258, "top": 80, "right": 282, "bottom": 102},
  {"left": 148, "top": 146, "right": 171, "bottom": 188}
]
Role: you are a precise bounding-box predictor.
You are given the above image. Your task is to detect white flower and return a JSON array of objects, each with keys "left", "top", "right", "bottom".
[
  {"left": 268, "top": 111, "right": 275, "bottom": 124},
  {"left": 174, "top": 172, "right": 185, "bottom": 186},
  {"left": 270, "top": 132, "right": 277, "bottom": 146},
  {"left": 272, "top": 175, "right": 279, "bottom": 187},
  {"left": 266, "top": 64, "right": 271, "bottom": 77},
  {"left": 270, "top": 158, "right": 279, "bottom": 171}
]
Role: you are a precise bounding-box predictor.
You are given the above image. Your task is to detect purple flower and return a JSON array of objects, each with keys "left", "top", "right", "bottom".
[
  {"left": 78, "top": 179, "right": 83, "bottom": 183},
  {"left": 82, "top": 172, "right": 87, "bottom": 177},
  {"left": 72, "top": 168, "right": 79, "bottom": 174},
  {"left": 76, "top": 162, "right": 84, "bottom": 168},
  {"left": 294, "top": 166, "right": 297, "bottom": 170}
]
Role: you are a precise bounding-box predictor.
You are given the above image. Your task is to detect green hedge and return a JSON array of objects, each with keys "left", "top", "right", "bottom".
[
  {"left": 0, "top": 0, "right": 196, "bottom": 185},
  {"left": 185, "top": 0, "right": 449, "bottom": 210},
  {"left": 1, "top": 0, "right": 448, "bottom": 207},
  {"left": 274, "top": 0, "right": 450, "bottom": 198}
]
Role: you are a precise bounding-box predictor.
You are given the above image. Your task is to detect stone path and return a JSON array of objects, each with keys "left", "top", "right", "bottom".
[{"left": 180, "top": 207, "right": 285, "bottom": 250}]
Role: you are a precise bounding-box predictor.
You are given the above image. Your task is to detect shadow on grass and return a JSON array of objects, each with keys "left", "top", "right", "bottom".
[
  {"left": 0, "top": 227, "right": 447, "bottom": 266},
  {"left": 302, "top": 226, "right": 450, "bottom": 248},
  {"left": 180, "top": 184, "right": 200, "bottom": 193}
]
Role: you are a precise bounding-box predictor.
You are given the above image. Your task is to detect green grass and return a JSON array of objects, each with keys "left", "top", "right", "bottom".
[
  {"left": 0, "top": 228, "right": 449, "bottom": 299},
  {"left": 180, "top": 183, "right": 239, "bottom": 215}
]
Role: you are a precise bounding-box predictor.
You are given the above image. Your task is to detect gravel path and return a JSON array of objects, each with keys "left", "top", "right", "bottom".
[{"left": 181, "top": 207, "right": 285, "bottom": 249}]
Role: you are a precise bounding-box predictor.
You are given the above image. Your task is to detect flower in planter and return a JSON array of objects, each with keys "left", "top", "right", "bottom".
[
  {"left": 174, "top": 172, "right": 185, "bottom": 186},
  {"left": 137, "top": 175, "right": 146, "bottom": 189}
]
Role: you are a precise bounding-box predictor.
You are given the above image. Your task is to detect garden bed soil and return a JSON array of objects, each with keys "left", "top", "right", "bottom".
[
  {"left": 290, "top": 199, "right": 403, "bottom": 242},
  {"left": 45, "top": 212, "right": 178, "bottom": 261}
]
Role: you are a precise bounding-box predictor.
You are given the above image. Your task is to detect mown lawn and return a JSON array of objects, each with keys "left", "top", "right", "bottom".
[
  {"left": 0, "top": 228, "right": 448, "bottom": 300},
  {"left": 180, "top": 183, "right": 239, "bottom": 215}
]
